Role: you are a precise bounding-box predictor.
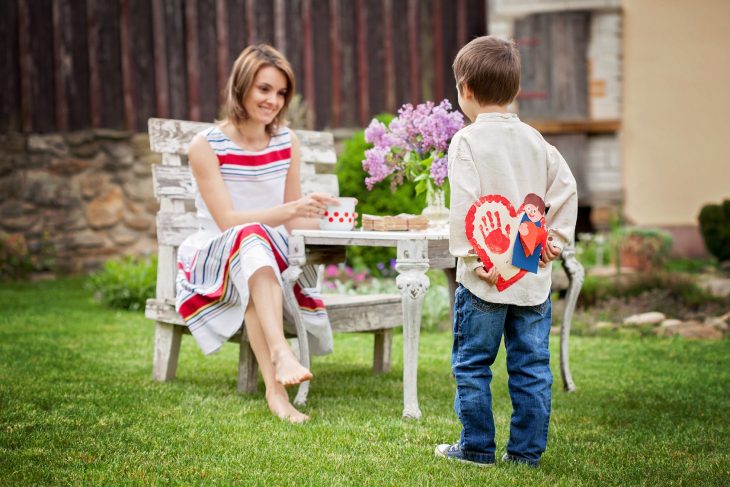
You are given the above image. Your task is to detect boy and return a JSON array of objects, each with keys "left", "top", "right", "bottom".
[{"left": 435, "top": 36, "right": 578, "bottom": 467}]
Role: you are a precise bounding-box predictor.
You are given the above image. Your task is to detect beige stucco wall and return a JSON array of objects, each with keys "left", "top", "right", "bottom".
[{"left": 623, "top": 0, "right": 730, "bottom": 227}]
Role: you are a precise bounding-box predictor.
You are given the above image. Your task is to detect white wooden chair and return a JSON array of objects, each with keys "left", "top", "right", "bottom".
[{"left": 144, "top": 118, "right": 402, "bottom": 404}]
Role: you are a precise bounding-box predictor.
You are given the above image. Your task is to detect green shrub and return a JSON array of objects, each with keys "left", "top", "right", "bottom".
[
  {"left": 0, "top": 233, "right": 34, "bottom": 280},
  {"left": 663, "top": 257, "right": 718, "bottom": 274},
  {"left": 578, "top": 272, "right": 721, "bottom": 309},
  {"left": 87, "top": 255, "right": 157, "bottom": 311},
  {"left": 0, "top": 231, "right": 55, "bottom": 281},
  {"left": 698, "top": 199, "right": 730, "bottom": 262},
  {"left": 575, "top": 232, "right": 612, "bottom": 269},
  {"left": 336, "top": 114, "right": 428, "bottom": 274}
]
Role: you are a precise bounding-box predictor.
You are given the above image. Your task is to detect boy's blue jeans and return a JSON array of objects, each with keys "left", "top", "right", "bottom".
[{"left": 451, "top": 284, "right": 553, "bottom": 466}]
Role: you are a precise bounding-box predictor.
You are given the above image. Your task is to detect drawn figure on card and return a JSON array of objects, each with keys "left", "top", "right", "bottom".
[{"left": 511, "top": 193, "right": 548, "bottom": 274}]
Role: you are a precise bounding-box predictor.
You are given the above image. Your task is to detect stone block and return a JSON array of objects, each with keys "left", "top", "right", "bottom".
[
  {"left": 0, "top": 199, "right": 39, "bottom": 231},
  {"left": 21, "top": 170, "right": 78, "bottom": 208},
  {"left": 102, "top": 141, "right": 135, "bottom": 167},
  {"left": 123, "top": 200, "right": 154, "bottom": 231},
  {"left": 70, "top": 141, "right": 101, "bottom": 158},
  {"left": 48, "top": 157, "right": 97, "bottom": 176},
  {"left": 85, "top": 186, "right": 125, "bottom": 229},
  {"left": 653, "top": 321, "right": 724, "bottom": 340},
  {"left": 93, "top": 128, "right": 132, "bottom": 140},
  {"left": 0, "top": 133, "right": 27, "bottom": 153},
  {"left": 80, "top": 172, "right": 110, "bottom": 199},
  {"left": 131, "top": 133, "right": 152, "bottom": 155},
  {"left": 122, "top": 176, "right": 153, "bottom": 201},
  {"left": 109, "top": 225, "right": 139, "bottom": 246},
  {"left": 64, "top": 130, "right": 95, "bottom": 146},
  {"left": 623, "top": 311, "right": 666, "bottom": 326},
  {"left": 28, "top": 134, "right": 68, "bottom": 157}
]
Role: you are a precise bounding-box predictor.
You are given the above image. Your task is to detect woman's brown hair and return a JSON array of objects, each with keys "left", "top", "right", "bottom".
[{"left": 223, "top": 44, "right": 295, "bottom": 135}]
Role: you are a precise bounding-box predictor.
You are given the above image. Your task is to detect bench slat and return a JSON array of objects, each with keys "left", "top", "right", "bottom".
[
  {"left": 148, "top": 118, "right": 337, "bottom": 166},
  {"left": 153, "top": 165, "right": 196, "bottom": 200},
  {"left": 157, "top": 211, "right": 198, "bottom": 246},
  {"left": 147, "top": 292, "right": 403, "bottom": 333}
]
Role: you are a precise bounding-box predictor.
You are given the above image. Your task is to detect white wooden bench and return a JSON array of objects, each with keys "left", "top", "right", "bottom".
[{"left": 144, "top": 118, "right": 402, "bottom": 404}]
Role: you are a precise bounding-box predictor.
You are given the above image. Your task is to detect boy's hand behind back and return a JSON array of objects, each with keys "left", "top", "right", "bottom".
[
  {"left": 539, "top": 237, "right": 562, "bottom": 268},
  {"left": 475, "top": 265, "right": 499, "bottom": 285}
]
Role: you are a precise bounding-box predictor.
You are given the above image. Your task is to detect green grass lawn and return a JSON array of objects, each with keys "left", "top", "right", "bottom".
[{"left": 1, "top": 279, "right": 729, "bottom": 486}]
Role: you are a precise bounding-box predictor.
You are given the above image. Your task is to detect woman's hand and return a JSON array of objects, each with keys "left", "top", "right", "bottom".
[{"left": 289, "top": 192, "right": 339, "bottom": 219}]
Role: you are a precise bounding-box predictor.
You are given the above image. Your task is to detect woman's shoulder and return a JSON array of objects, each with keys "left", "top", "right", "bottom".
[
  {"left": 196, "top": 124, "right": 227, "bottom": 143},
  {"left": 269, "top": 124, "right": 294, "bottom": 148},
  {"left": 188, "top": 127, "right": 222, "bottom": 162}
]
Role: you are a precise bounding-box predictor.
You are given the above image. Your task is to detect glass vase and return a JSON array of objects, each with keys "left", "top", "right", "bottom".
[{"left": 421, "top": 186, "right": 449, "bottom": 230}]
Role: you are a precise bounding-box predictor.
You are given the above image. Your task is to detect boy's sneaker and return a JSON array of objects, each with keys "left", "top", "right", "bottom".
[
  {"left": 434, "top": 443, "right": 494, "bottom": 467},
  {"left": 501, "top": 452, "right": 539, "bottom": 468}
]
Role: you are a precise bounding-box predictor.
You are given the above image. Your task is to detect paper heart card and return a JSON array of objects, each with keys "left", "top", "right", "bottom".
[{"left": 465, "top": 193, "right": 549, "bottom": 292}]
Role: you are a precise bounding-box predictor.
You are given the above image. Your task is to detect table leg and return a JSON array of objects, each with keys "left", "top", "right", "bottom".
[
  {"left": 285, "top": 235, "right": 311, "bottom": 405},
  {"left": 395, "top": 240, "right": 430, "bottom": 419}
]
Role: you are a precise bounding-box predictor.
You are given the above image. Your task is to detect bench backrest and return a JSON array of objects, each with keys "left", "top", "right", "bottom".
[{"left": 147, "top": 117, "right": 340, "bottom": 302}]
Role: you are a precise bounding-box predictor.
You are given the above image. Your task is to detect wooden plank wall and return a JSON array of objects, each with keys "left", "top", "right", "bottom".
[
  {"left": 515, "top": 11, "right": 592, "bottom": 203},
  {"left": 1, "top": 0, "right": 487, "bottom": 134}
]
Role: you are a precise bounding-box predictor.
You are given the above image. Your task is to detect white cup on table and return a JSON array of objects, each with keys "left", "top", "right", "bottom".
[{"left": 319, "top": 197, "right": 357, "bottom": 231}]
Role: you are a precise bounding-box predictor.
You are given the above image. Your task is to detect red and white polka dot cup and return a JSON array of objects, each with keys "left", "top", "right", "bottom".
[{"left": 319, "top": 197, "right": 357, "bottom": 231}]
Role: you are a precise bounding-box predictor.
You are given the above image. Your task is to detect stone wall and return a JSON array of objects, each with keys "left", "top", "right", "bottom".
[{"left": 0, "top": 130, "right": 160, "bottom": 274}]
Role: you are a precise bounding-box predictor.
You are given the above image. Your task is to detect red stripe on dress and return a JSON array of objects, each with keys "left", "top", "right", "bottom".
[
  {"left": 179, "top": 225, "right": 286, "bottom": 318},
  {"left": 293, "top": 284, "right": 325, "bottom": 311},
  {"left": 217, "top": 148, "right": 291, "bottom": 167}
]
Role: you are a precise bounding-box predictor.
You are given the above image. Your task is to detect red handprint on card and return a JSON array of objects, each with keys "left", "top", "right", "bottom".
[
  {"left": 465, "top": 194, "right": 527, "bottom": 292},
  {"left": 479, "top": 210, "right": 512, "bottom": 254}
]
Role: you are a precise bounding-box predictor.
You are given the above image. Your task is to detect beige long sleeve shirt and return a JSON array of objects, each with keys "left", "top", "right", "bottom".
[{"left": 448, "top": 112, "right": 578, "bottom": 306}]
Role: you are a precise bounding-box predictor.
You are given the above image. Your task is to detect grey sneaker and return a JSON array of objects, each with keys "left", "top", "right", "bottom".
[
  {"left": 434, "top": 443, "right": 494, "bottom": 467},
  {"left": 501, "top": 452, "right": 539, "bottom": 468}
]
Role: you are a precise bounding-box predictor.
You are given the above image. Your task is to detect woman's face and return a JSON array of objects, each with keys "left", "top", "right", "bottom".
[{"left": 244, "top": 66, "right": 288, "bottom": 126}]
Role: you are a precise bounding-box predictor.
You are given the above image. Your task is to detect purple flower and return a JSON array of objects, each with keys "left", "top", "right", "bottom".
[
  {"left": 361, "top": 99, "right": 464, "bottom": 191},
  {"left": 362, "top": 146, "right": 395, "bottom": 190},
  {"left": 325, "top": 264, "right": 339, "bottom": 278},
  {"left": 430, "top": 155, "right": 448, "bottom": 187}
]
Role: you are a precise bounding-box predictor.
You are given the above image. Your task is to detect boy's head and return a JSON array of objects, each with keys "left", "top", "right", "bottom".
[{"left": 453, "top": 36, "right": 521, "bottom": 109}]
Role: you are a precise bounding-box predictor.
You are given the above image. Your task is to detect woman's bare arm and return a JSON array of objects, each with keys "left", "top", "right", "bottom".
[
  {"left": 188, "top": 132, "right": 336, "bottom": 232},
  {"left": 283, "top": 132, "right": 337, "bottom": 232}
]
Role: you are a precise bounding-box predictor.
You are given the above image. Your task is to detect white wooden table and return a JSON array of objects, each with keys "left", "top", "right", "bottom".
[{"left": 288, "top": 228, "right": 453, "bottom": 419}]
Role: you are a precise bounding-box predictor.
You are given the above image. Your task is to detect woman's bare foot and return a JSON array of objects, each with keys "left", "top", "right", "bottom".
[
  {"left": 265, "top": 387, "right": 310, "bottom": 424},
  {"left": 272, "top": 348, "right": 313, "bottom": 386}
]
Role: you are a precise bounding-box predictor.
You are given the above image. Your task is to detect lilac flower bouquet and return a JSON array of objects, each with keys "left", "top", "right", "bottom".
[{"left": 362, "top": 99, "right": 464, "bottom": 195}]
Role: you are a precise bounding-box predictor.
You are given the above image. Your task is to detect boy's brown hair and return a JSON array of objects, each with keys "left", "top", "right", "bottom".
[
  {"left": 224, "top": 44, "right": 295, "bottom": 135},
  {"left": 453, "top": 36, "right": 520, "bottom": 106}
]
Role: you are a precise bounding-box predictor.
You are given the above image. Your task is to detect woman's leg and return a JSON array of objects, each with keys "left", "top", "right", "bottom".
[
  {"left": 247, "top": 266, "right": 312, "bottom": 386},
  {"left": 243, "top": 302, "right": 308, "bottom": 423}
]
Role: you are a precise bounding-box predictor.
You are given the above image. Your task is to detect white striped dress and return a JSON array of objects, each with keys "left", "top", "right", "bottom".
[{"left": 175, "top": 125, "right": 333, "bottom": 356}]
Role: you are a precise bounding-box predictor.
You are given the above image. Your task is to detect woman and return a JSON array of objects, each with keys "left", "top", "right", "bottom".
[{"left": 175, "top": 44, "right": 337, "bottom": 423}]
